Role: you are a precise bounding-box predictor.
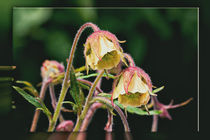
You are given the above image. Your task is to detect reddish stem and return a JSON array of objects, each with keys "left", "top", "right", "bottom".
[
  {"left": 30, "top": 81, "right": 49, "bottom": 132},
  {"left": 151, "top": 96, "right": 159, "bottom": 132},
  {"left": 77, "top": 79, "right": 103, "bottom": 93},
  {"left": 80, "top": 102, "right": 103, "bottom": 131}
]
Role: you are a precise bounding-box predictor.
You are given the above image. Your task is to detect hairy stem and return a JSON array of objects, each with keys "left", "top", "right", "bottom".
[
  {"left": 77, "top": 79, "right": 103, "bottom": 93},
  {"left": 104, "top": 110, "right": 113, "bottom": 132},
  {"left": 48, "top": 22, "right": 100, "bottom": 132},
  {"left": 30, "top": 81, "right": 49, "bottom": 132},
  {"left": 73, "top": 70, "right": 104, "bottom": 132},
  {"left": 49, "top": 84, "right": 64, "bottom": 123},
  {"left": 151, "top": 96, "right": 159, "bottom": 132},
  {"left": 80, "top": 102, "right": 103, "bottom": 131},
  {"left": 92, "top": 96, "right": 130, "bottom": 132}
]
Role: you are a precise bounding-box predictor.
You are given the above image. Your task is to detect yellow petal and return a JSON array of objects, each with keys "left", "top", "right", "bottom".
[
  {"left": 99, "top": 36, "right": 116, "bottom": 57},
  {"left": 112, "top": 76, "right": 126, "bottom": 99},
  {"left": 85, "top": 43, "right": 99, "bottom": 70},
  {"left": 128, "top": 72, "right": 149, "bottom": 94}
]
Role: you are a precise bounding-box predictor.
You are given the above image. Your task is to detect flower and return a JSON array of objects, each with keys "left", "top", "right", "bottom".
[
  {"left": 84, "top": 30, "right": 125, "bottom": 71},
  {"left": 41, "top": 60, "right": 65, "bottom": 81},
  {"left": 111, "top": 66, "right": 153, "bottom": 107}
]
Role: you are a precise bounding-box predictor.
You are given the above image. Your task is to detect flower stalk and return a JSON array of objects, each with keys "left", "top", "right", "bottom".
[
  {"left": 49, "top": 84, "right": 64, "bottom": 123},
  {"left": 48, "top": 23, "right": 100, "bottom": 132},
  {"left": 73, "top": 70, "right": 105, "bottom": 132},
  {"left": 92, "top": 96, "right": 130, "bottom": 132},
  {"left": 30, "top": 81, "right": 49, "bottom": 132}
]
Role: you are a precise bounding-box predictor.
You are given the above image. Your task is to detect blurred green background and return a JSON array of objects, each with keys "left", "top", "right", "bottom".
[{"left": 0, "top": 0, "right": 202, "bottom": 139}]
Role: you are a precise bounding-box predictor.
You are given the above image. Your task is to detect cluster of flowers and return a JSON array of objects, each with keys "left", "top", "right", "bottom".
[{"left": 14, "top": 22, "right": 191, "bottom": 133}]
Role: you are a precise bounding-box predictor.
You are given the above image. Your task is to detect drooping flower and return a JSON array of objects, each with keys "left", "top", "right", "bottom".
[
  {"left": 41, "top": 60, "right": 65, "bottom": 81},
  {"left": 111, "top": 66, "right": 153, "bottom": 107},
  {"left": 84, "top": 30, "right": 125, "bottom": 72}
]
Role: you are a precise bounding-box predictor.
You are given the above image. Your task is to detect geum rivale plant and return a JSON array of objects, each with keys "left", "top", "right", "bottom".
[{"left": 13, "top": 22, "right": 192, "bottom": 133}]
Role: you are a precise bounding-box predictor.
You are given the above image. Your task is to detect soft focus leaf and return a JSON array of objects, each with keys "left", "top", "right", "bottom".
[
  {"left": 13, "top": 8, "right": 52, "bottom": 37},
  {"left": 114, "top": 100, "right": 161, "bottom": 115}
]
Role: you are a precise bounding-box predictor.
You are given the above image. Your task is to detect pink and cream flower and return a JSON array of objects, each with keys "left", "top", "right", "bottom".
[{"left": 111, "top": 66, "right": 153, "bottom": 107}]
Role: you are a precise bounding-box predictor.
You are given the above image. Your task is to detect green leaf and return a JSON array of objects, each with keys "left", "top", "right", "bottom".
[
  {"left": 37, "top": 98, "right": 52, "bottom": 118},
  {"left": 69, "top": 68, "right": 80, "bottom": 104},
  {"left": 63, "top": 101, "right": 76, "bottom": 106},
  {"left": 13, "top": 86, "right": 42, "bottom": 108},
  {"left": 78, "top": 73, "right": 116, "bottom": 79},
  {"left": 152, "top": 86, "right": 164, "bottom": 94},
  {"left": 98, "top": 93, "right": 111, "bottom": 99},
  {"left": 77, "top": 81, "right": 90, "bottom": 90},
  {"left": 16, "top": 80, "right": 39, "bottom": 97},
  {"left": 13, "top": 86, "right": 52, "bottom": 120},
  {"left": 114, "top": 100, "right": 162, "bottom": 115},
  {"left": 69, "top": 68, "right": 85, "bottom": 115}
]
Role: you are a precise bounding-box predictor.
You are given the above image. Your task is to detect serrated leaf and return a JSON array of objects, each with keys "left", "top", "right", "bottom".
[
  {"left": 114, "top": 100, "right": 161, "bottom": 115},
  {"left": 13, "top": 86, "right": 42, "bottom": 108}
]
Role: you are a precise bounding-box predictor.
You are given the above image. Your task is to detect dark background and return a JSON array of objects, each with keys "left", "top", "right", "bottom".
[{"left": 0, "top": 0, "right": 204, "bottom": 140}]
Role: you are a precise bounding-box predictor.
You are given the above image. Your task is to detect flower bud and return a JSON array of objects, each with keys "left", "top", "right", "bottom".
[
  {"left": 84, "top": 30, "right": 125, "bottom": 71},
  {"left": 41, "top": 60, "right": 65, "bottom": 81},
  {"left": 112, "top": 66, "right": 153, "bottom": 107}
]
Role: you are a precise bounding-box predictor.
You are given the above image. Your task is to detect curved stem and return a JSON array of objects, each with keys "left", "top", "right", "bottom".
[
  {"left": 77, "top": 79, "right": 103, "bottom": 93},
  {"left": 124, "top": 53, "right": 135, "bottom": 67},
  {"left": 30, "top": 81, "right": 49, "bottom": 132},
  {"left": 92, "top": 96, "right": 130, "bottom": 132},
  {"left": 73, "top": 70, "right": 104, "bottom": 132},
  {"left": 48, "top": 22, "right": 100, "bottom": 132},
  {"left": 80, "top": 102, "right": 103, "bottom": 131},
  {"left": 151, "top": 96, "right": 159, "bottom": 132}
]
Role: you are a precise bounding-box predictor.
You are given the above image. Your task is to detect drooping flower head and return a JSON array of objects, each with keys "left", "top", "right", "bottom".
[
  {"left": 41, "top": 60, "right": 65, "bottom": 81},
  {"left": 111, "top": 66, "right": 153, "bottom": 107},
  {"left": 84, "top": 30, "right": 125, "bottom": 72}
]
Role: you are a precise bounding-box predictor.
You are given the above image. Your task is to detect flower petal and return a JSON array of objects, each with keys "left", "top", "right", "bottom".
[
  {"left": 112, "top": 76, "right": 126, "bottom": 99},
  {"left": 128, "top": 72, "right": 149, "bottom": 94}
]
